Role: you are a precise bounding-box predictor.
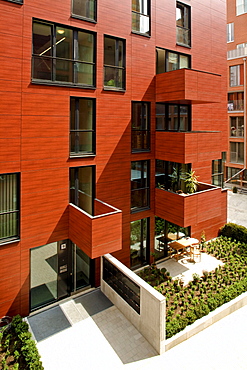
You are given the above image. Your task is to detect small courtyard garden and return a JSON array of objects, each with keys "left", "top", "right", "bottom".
[{"left": 138, "top": 223, "right": 247, "bottom": 339}]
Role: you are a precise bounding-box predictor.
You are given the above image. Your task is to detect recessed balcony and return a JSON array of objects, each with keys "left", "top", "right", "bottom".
[
  {"left": 69, "top": 199, "right": 122, "bottom": 259},
  {"left": 156, "top": 131, "right": 222, "bottom": 163},
  {"left": 156, "top": 69, "right": 221, "bottom": 104},
  {"left": 155, "top": 183, "right": 227, "bottom": 228}
]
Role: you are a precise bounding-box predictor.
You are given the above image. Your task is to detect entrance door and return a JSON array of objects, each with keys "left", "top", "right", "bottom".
[{"left": 30, "top": 240, "right": 93, "bottom": 311}]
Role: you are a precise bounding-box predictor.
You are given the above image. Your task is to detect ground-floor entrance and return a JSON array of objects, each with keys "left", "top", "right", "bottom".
[{"left": 30, "top": 239, "right": 94, "bottom": 311}]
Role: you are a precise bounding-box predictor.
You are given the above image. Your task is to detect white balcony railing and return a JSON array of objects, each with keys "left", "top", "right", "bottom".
[{"left": 228, "top": 47, "right": 247, "bottom": 60}]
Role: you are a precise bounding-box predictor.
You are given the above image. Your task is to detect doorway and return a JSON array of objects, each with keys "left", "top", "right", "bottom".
[{"left": 30, "top": 240, "right": 93, "bottom": 311}]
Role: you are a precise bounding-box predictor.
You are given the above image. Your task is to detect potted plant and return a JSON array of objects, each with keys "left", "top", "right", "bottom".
[{"left": 183, "top": 170, "right": 199, "bottom": 194}]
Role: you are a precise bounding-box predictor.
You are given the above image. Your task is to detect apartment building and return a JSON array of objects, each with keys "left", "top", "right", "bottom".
[
  {"left": 0, "top": 0, "right": 227, "bottom": 317},
  {"left": 226, "top": 0, "right": 247, "bottom": 186}
]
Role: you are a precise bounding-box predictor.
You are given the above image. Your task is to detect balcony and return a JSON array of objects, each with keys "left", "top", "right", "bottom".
[
  {"left": 69, "top": 199, "right": 122, "bottom": 259},
  {"left": 155, "top": 131, "right": 222, "bottom": 163},
  {"left": 227, "top": 47, "right": 247, "bottom": 60},
  {"left": 228, "top": 100, "right": 244, "bottom": 112},
  {"left": 156, "top": 69, "right": 221, "bottom": 104},
  {"left": 155, "top": 183, "right": 226, "bottom": 228}
]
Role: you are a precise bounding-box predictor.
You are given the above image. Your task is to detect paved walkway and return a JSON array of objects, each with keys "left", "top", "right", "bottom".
[
  {"left": 27, "top": 192, "right": 247, "bottom": 369},
  {"left": 27, "top": 288, "right": 247, "bottom": 370}
]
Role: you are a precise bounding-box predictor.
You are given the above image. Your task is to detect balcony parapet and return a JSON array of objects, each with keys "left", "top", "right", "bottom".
[
  {"left": 69, "top": 199, "right": 122, "bottom": 259},
  {"left": 155, "top": 183, "right": 227, "bottom": 228},
  {"left": 156, "top": 131, "right": 222, "bottom": 163},
  {"left": 227, "top": 47, "right": 247, "bottom": 60},
  {"left": 156, "top": 69, "right": 221, "bottom": 104}
]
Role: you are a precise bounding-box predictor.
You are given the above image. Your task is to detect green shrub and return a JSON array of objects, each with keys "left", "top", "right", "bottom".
[{"left": 220, "top": 223, "right": 247, "bottom": 244}]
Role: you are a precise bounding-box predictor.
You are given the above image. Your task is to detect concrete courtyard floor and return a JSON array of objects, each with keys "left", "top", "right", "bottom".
[{"left": 27, "top": 191, "right": 247, "bottom": 369}]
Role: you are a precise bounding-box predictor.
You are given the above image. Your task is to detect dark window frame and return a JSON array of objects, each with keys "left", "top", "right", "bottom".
[
  {"left": 156, "top": 47, "right": 191, "bottom": 74},
  {"left": 212, "top": 159, "right": 223, "bottom": 187},
  {"left": 69, "top": 166, "right": 95, "bottom": 216},
  {"left": 176, "top": 1, "right": 191, "bottom": 48},
  {"left": 104, "top": 35, "right": 126, "bottom": 91},
  {"left": 132, "top": 0, "right": 151, "bottom": 37},
  {"left": 0, "top": 172, "right": 20, "bottom": 245},
  {"left": 131, "top": 101, "right": 151, "bottom": 152},
  {"left": 2, "top": 0, "right": 23, "bottom": 3},
  {"left": 131, "top": 160, "right": 150, "bottom": 212},
  {"left": 155, "top": 160, "right": 191, "bottom": 193},
  {"left": 156, "top": 103, "right": 191, "bottom": 131},
  {"left": 70, "top": 97, "right": 96, "bottom": 157},
  {"left": 32, "top": 19, "right": 96, "bottom": 89},
  {"left": 71, "top": 0, "right": 97, "bottom": 23},
  {"left": 130, "top": 217, "right": 150, "bottom": 269}
]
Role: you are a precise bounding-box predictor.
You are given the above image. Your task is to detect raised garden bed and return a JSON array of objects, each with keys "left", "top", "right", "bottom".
[{"left": 138, "top": 236, "right": 247, "bottom": 339}]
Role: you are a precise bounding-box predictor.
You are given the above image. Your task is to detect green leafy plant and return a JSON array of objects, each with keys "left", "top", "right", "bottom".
[{"left": 183, "top": 170, "right": 199, "bottom": 194}]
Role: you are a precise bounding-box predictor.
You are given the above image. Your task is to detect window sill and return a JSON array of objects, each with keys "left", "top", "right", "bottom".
[
  {"left": 0, "top": 237, "right": 20, "bottom": 246},
  {"left": 176, "top": 42, "right": 191, "bottom": 49},
  {"left": 131, "top": 207, "right": 150, "bottom": 214},
  {"left": 131, "top": 31, "right": 151, "bottom": 38},
  {"left": 103, "top": 87, "right": 126, "bottom": 93},
  {"left": 2, "top": 0, "right": 23, "bottom": 3},
  {"left": 69, "top": 153, "right": 96, "bottom": 158},
  {"left": 71, "top": 14, "right": 97, "bottom": 23},
  {"left": 31, "top": 79, "right": 96, "bottom": 90},
  {"left": 131, "top": 149, "right": 151, "bottom": 153}
]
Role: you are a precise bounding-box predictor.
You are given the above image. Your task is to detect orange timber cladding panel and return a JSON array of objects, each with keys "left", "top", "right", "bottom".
[
  {"left": 155, "top": 131, "right": 222, "bottom": 163},
  {"left": 68, "top": 205, "right": 122, "bottom": 259},
  {"left": 155, "top": 187, "right": 227, "bottom": 231},
  {"left": 0, "top": 0, "right": 228, "bottom": 317}
]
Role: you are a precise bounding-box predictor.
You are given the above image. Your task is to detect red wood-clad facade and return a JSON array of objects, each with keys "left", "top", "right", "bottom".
[{"left": 0, "top": 0, "right": 227, "bottom": 317}]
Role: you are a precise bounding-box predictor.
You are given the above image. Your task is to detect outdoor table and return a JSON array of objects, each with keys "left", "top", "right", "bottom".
[{"left": 171, "top": 238, "right": 199, "bottom": 261}]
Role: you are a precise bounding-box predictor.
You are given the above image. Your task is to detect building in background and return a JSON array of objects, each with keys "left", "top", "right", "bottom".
[
  {"left": 0, "top": 0, "right": 227, "bottom": 317},
  {"left": 226, "top": 0, "right": 247, "bottom": 188}
]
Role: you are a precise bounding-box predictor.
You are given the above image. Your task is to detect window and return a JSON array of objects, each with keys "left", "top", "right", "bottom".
[
  {"left": 228, "top": 92, "right": 244, "bottom": 111},
  {"left": 236, "top": 0, "right": 247, "bottom": 15},
  {"left": 32, "top": 20, "right": 95, "bottom": 87},
  {"left": 70, "top": 97, "right": 95, "bottom": 156},
  {"left": 237, "top": 42, "right": 247, "bottom": 49},
  {"left": 131, "top": 102, "right": 150, "bottom": 152},
  {"left": 72, "top": 0, "right": 97, "bottom": 22},
  {"left": 154, "top": 217, "right": 190, "bottom": 261},
  {"left": 156, "top": 48, "right": 190, "bottom": 74},
  {"left": 132, "top": 0, "right": 150, "bottom": 36},
  {"left": 131, "top": 160, "right": 149, "bottom": 212},
  {"left": 104, "top": 36, "right": 125, "bottom": 90},
  {"left": 229, "top": 65, "right": 243, "bottom": 87},
  {"left": 176, "top": 2, "right": 191, "bottom": 47},
  {"left": 155, "top": 160, "right": 190, "bottom": 192},
  {"left": 130, "top": 218, "right": 149, "bottom": 269},
  {"left": 0, "top": 173, "right": 19, "bottom": 243},
  {"left": 227, "top": 23, "right": 234, "bottom": 42},
  {"left": 70, "top": 166, "right": 95, "bottom": 215},
  {"left": 230, "top": 142, "right": 244, "bottom": 164},
  {"left": 230, "top": 117, "right": 244, "bottom": 137},
  {"left": 212, "top": 159, "right": 223, "bottom": 187},
  {"left": 156, "top": 103, "right": 191, "bottom": 131}
]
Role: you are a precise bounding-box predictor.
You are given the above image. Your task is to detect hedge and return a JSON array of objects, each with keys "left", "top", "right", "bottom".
[{"left": 220, "top": 223, "right": 247, "bottom": 244}]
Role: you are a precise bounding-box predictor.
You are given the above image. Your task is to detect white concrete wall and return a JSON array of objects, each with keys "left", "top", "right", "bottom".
[{"left": 101, "top": 254, "right": 166, "bottom": 354}]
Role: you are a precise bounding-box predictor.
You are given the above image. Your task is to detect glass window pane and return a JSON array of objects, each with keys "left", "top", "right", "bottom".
[
  {"left": 167, "top": 52, "right": 178, "bottom": 71},
  {"left": 104, "top": 37, "right": 116, "bottom": 66},
  {"left": 30, "top": 243, "right": 58, "bottom": 310},
  {"left": 180, "top": 105, "right": 188, "bottom": 131},
  {"left": 156, "top": 49, "right": 166, "bottom": 74},
  {"left": 72, "top": 0, "right": 95, "bottom": 20},
  {"left": 156, "top": 103, "right": 166, "bottom": 130},
  {"left": 180, "top": 54, "right": 189, "bottom": 68},
  {"left": 76, "top": 63, "right": 94, "bottom": 85},
  {"left": 56, "top": 27, "right": 73, "bottom": 59},
  {"left": 33, "top": 22, "right": 52, "bottom": 56},
  {"left": 78, "top": 99, "right": 93, "bottom": 130},
  {"left": 55, "top": 60, "right": 73, "bottom": 82},
  {"left": 78, "top": 167, "right": 93, "bottom": 214},
  {"left": 168, "top": 105, "right": 179, "bottom": 130},
  {"left": 78, "top": 32, "right": 94, "bottom": 63},
  {"left": 70, "top": 131, "right": 93, "bottom": 154},
  {"left": 132, "top": 13, "right": 150, "bottom": 35}
]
